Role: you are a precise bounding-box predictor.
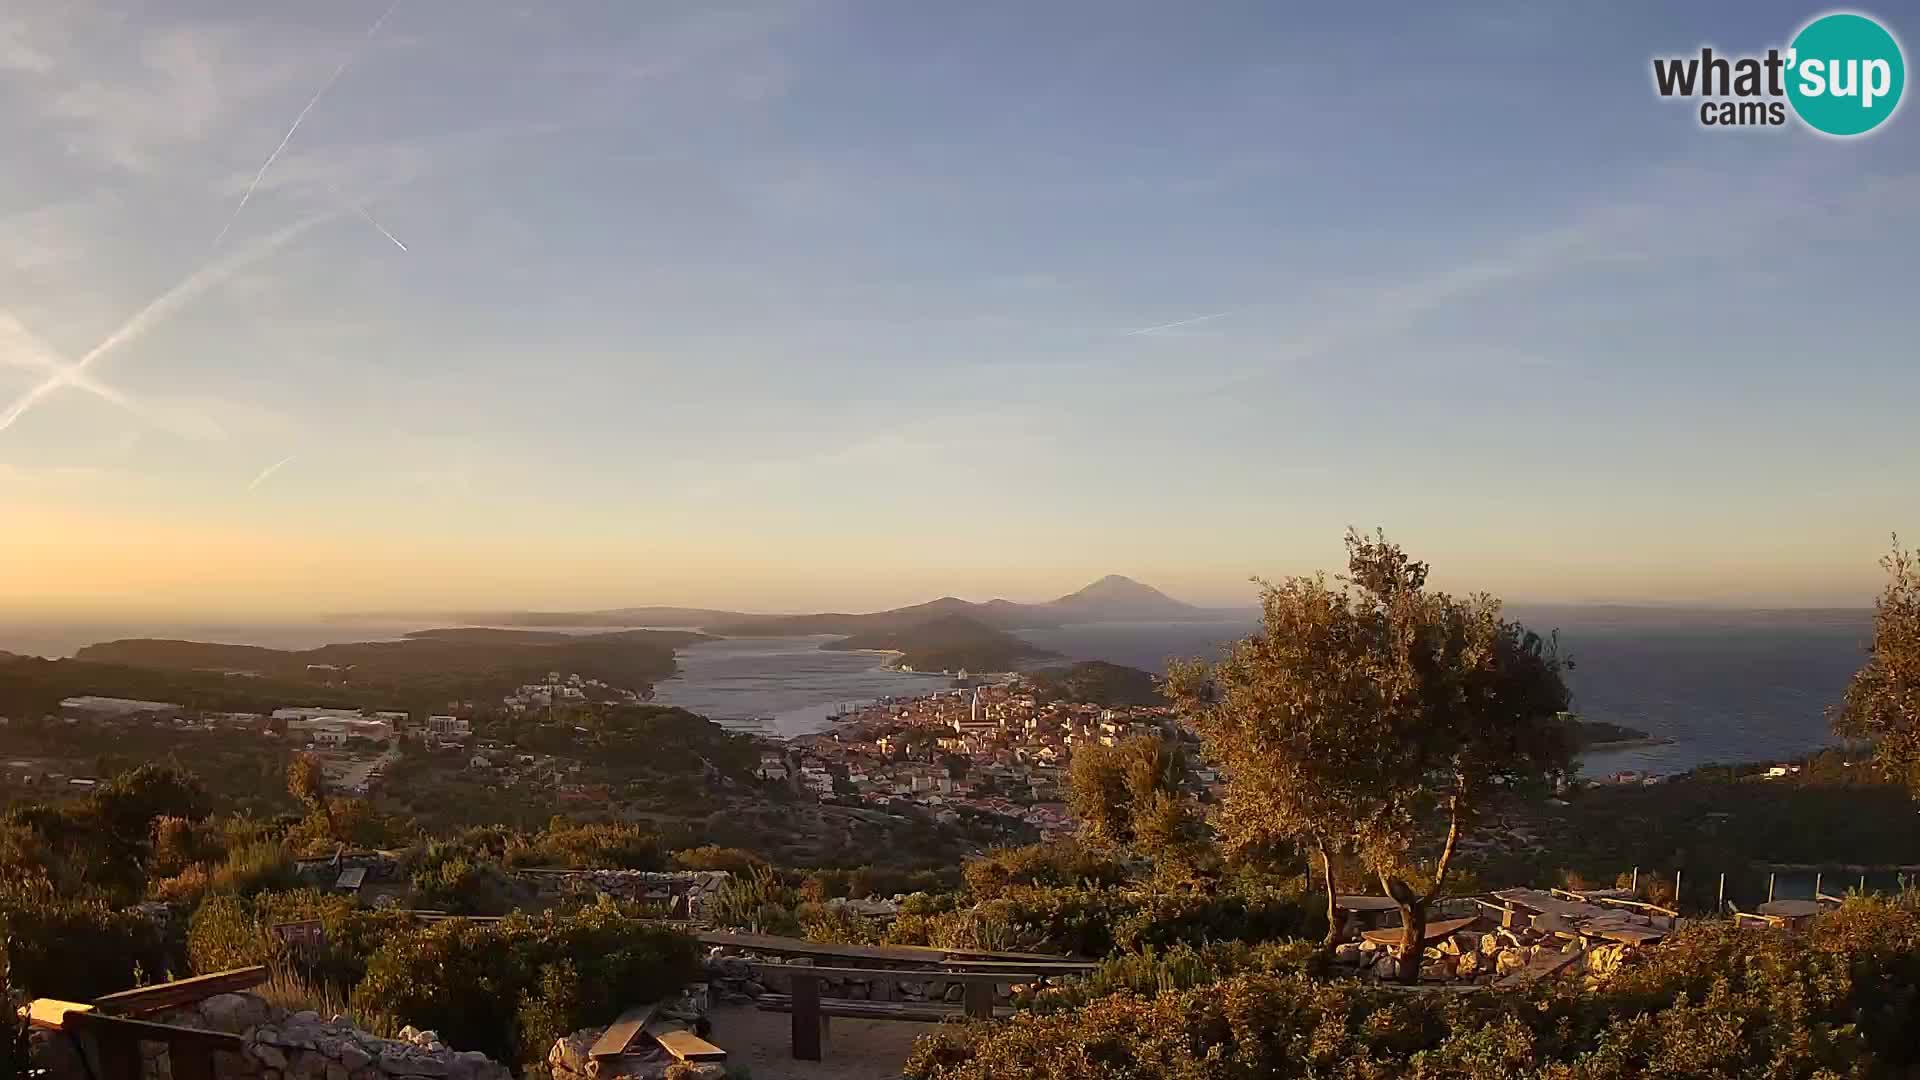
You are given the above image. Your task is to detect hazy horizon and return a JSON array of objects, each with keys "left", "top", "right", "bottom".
[{"left": 4, "top": 1, "right": 1915, "bottom": 618}]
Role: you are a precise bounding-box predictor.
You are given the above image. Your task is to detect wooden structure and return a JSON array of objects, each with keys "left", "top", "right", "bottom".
[
  {"left": 90, "top": 966, "right": 269, "bottom": 1016},
  {"left": 22, "top": 966, "right": 269, "bottom": 1080},
  {"left": 697, "top": 929, "right": 1087, "bottom": 967},
  {"left": 1360, "top": 916, "right": 1479, "bottom": 947},
  {"left": 589, "top": 1003, "right": 727, "bottom": 1069},
  {"left": 751, "top": 963, "right": 1007, "bottom": 1062}
]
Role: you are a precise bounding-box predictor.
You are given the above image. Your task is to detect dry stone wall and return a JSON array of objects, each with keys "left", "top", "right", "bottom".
[{"left": 28, "top": 994, "right": 511, "bottom": 1080}]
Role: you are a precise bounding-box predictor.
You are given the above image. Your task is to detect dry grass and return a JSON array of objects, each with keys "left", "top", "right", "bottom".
[{"left": 257, "top": 968, "right": 401, "bottom": 1038}]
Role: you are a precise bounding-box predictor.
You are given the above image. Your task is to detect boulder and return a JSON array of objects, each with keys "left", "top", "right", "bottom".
[
  {"left": 1479, "top": 933, "right": 1502, "bottom": 956},
  {"left": 1454, "top": 951, "right": 1481, "bottom": 978},
  {"left": 1495, "top": 949, "right": 1526, "bottom": 977},
  {"left": 1373, "top": 957, "right": 1400, "bottom": 981},
  {"left": 549, "top": 1031, "right": 597, "bottom": 1077},
  {"left": 251, "top": 1044, "right": 290, "bottom": 1071},
  {"left": 338, "top": 1043, "right": 374, "bottom": 1072},
  {"left": 1333, "top": 942, "right": 1364, "bottom": 964}
]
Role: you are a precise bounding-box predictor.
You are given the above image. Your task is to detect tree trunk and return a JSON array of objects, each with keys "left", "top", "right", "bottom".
[
  {"left": 1319, "top": 840, "right": 1345, "bottom": 950},
  {"left": 1382, "top": 873, "right": 1426, "bottom": 985},
  {"left": 1394, "top": 897, "right": 1427, "bottom": 984}
]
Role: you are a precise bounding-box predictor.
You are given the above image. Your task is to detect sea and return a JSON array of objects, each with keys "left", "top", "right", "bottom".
[{"left": 0, "top": 608, "right": 1873, "bottom": 775}]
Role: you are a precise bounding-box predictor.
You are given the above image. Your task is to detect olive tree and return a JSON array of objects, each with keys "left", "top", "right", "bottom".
[
  {"left": 1168, "top": 530, "right": 1571, "bottom": 981},
  {"left": 1833, "top": 538, "right": 1920, "bottom": 796}
]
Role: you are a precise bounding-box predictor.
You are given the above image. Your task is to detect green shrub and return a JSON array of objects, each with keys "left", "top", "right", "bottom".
[
  {"left": 186, "top": 889, "right": 416, "bottom": 993},
  {"left": 705, "top": 865, "right": 798, "bottom": 931},
  {"left": 505, "top": 819, "right": 663, "bottom": 870},
  {"left": 882, "top": 884, "right": 1319, "bottom": 958},
  {"left": 0, "top": 879, "right": 171, "bottom": 999},
  {"left": 906, "top": 893, "right": 1920, "bottom": 1079},
  {"left": 670, "top": 846, "right": 765, "bottom": 875},
  {"left": 961, "top": 841, "right": 1130, "bottom": 900},
  {"left": 352, "top": 902, "right": 698, "bottom": 1069}
]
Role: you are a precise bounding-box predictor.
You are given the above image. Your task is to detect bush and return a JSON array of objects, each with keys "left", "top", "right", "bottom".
[
  {"left": 0, "top": 878, "right": 171, "bottom": 999},
  {"left": 505, "top": 819, "right": 663, "bottom": 870},
  {"left": 352, "top": 902, "right": 698, "bottom": 1069},
  {"left": 906, "top": 893, "right": 1920, "bottom": 1079},
  {"left": 186, "top": 888, "right": 417, "bottom": 993},
  {"left": 670, "top": 846, "right": 764, "bottom": 875},
  {"left": 151, "top": 839, "right": 296, "bottom": 905},
  {"left": 961, "top": 841, "right": 1130, "bottom": 900},
  {"left": 705, "top": 865, "right": 799, "bottom": 931},
  {"left": 882, "top": 884, "right": 1320, "bottom": 958}
]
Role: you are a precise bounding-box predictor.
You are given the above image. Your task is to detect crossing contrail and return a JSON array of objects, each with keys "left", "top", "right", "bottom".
[
  {"left": 1, "top": 316, "right": 143, "bottom": 414},
  {"left": 212, "top": 0, "right": 403, "bottom": 246},
  {"left": 248, "top": 454, "right": 297, "bottom": 490},
  {"left": 0, "top": 213, "right": 332, "bottom": 436},
  {"left": 1123, "top": 311, "right": 1232, "bottom": 336}
]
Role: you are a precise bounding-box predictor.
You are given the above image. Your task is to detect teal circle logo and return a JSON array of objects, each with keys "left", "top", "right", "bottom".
[{"left": 1786, "top": 12, "right": 1905, "bottom": 136}]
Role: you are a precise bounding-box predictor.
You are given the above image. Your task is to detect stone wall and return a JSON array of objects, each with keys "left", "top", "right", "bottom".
[
  {"left": 29, "top": 994, "right": 511, "bottom": 1080},
  {"left": 520, "top": 871, "right": 730, "bottom": 921}
]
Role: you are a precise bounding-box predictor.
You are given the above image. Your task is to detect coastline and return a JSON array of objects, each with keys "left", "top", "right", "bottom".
[{"left": 1580, "top": 736, "right": 1677, "bottom": 753}]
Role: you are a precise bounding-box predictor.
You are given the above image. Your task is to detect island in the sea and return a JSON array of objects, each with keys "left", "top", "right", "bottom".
[{"left": 821, "top": 613, "right": 1058, "bottom": 674}]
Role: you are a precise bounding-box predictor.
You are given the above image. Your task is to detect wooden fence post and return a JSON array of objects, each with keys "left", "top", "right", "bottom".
[
  {"left": 790, "top": 974, "right": 821, "bottom": 1062},
  {"left": 1717, "top": 872, "right": 1726, "bottom": 911}
]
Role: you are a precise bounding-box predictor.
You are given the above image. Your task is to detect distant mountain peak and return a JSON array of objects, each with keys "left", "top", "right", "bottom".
[{"left": 1047, "top": 575, "right": 1197, "bottom": 617}]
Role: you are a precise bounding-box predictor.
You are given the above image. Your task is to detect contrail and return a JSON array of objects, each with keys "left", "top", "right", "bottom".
[
  {"left": 0, "top": 213, "right": 332, "bottom": 436},
  {"left": 340, "top": 193, "right": 408, "bottom": 252},
  {"left": 1123, "top": 311, "right": 1231, "bottom": 336},
  {"left": 0, "top": 317, "right": 143, "bottom": 413},
  {"left": 248, "top": 454, "right": 297, "bottom": 490},
  {"left": 212, "top": 0, "right": 403, "bottom": 246}
]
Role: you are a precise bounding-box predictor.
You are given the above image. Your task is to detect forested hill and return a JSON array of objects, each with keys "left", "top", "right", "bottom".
[
  {"left": 822, "top": 614, "right": 1058, "bottom": 673},
  {"left": 70, "top": 628, "right": 707, "bottom": 706},
  {"left": 1024, "top": 661, "right": 1165, "bottom": 706}
]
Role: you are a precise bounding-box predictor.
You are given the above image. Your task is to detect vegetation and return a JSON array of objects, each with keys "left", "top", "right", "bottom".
[
  {"left": 823, "top": 613, "right": 1059, "bottom": 673},
  {"left": 1026, "top": 661, "right": 1165, "bottom": 706},
  {"left": 1065, "top": 736, "right": 1205, "bottom": 871},
  {"left": 68, "top": 628, "right": 704, "bottom": 712},
  {"left": 906, "top": 891, "right": 1920, "bottom": 1079},
  {"left": 1168, "top": 530, "right": 1572, "bottom": 978},
  {"left": 1833, "top": 537, "right": 1920, "bottom": 796},
  {"left": 351, "top": 902, "right": 698, "bottom": 1070}
]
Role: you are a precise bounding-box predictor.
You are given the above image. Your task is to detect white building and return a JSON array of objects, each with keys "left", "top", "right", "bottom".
[
  {"left": 426, "top": 715, "right": 471, "bottom": 739},
  {"left": 286, "top": 716, "right": 395, "bottom": 745},
  {"left": 60, "top": 696, "right": 182, "bottom": 720}
]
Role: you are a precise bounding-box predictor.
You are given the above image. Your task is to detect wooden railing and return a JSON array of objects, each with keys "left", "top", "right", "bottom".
[{"left": 23, "top": 966, "right": 268, "bottom": 1080}]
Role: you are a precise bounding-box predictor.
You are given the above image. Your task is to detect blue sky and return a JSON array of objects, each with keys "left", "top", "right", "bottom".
[{"left": 1, "top": 0, "right": 1915, "bottom": 616}]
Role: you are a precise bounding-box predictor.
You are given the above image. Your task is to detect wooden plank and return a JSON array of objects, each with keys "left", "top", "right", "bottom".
[
  {"left": 652, "top": 1030, "right": 726, "bottom": 1063},
  {"left": 1334, "top": 895, "right": 1402, "bottom": 912},
  {"left": 21, "top": 1000, "right": 94, "bottom": 1031},
  {"left": 755, "top": 996, "right": 967, "bottom": 1023},
  {"left": 1361, "top": 916, "right": 1479, "bottom": 947},
  {"left": 790, "top": 974, "right": 821, "bottom": 1062},
  {"left": 750, "top": 963, "right": 1010, "bottom": 985},
  {"left": 1596, "top": 926, "right": 1666, "bottom": 945},
  {"left": 1492, "top": 948, "right": 1582, "bottom": 989},
  {"left": 701, "top": 929, "right": 1079, "bottom": 966},
  {"left": 92, "top": 968, "right": 269, "bottom": 1017},
  {"left": 335, "top": 867, "right": 367, "bottom": 891},
  {"left": 588, "top": 1005, "right": 658, "bottom": 1059}
]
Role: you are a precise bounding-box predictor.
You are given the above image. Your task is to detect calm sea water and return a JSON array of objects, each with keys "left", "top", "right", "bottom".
[
  {"left": 1016, "top": 610, "right": 1873, "bottom": 777},
  {"left": 1, "top": 609, "right": 1872, "bottom": 769}
]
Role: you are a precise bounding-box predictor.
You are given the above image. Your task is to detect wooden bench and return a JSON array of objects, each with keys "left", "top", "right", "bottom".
[{"left": 751, "top": 963, "right": 1010, "bottom": 1061}]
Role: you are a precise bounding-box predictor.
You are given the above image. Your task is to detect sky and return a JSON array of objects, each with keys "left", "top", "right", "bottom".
[{"left": 2, "top": 0, "right": 1916, "bottom": 618}]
